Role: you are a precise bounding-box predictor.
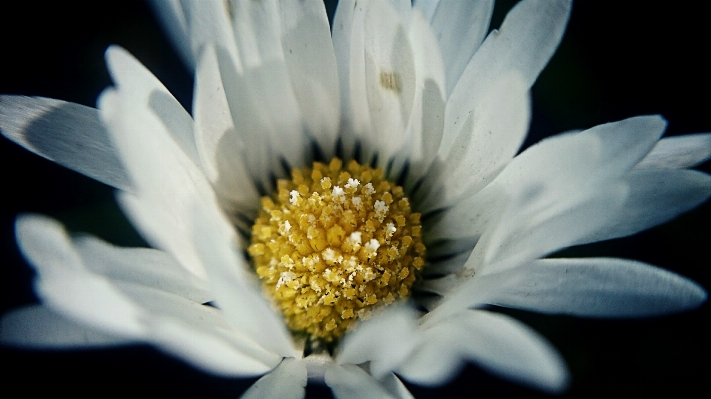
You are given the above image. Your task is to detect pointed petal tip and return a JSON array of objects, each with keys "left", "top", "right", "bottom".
[{"left": 687, "top": 280, "right": 708, "bottom": 307}]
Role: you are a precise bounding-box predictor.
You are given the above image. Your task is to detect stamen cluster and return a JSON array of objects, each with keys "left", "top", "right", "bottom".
[{"left": 248, "top": 158, "right": 425, "bottom": 342}]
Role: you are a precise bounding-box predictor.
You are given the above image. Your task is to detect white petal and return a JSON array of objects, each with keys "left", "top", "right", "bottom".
[
  {"left": 242, "top": 358, "right": 307, "bottom": 399},
  {"left": 442, "top": 0, "right": 571, "bottom": 154},
  {"left": 146, "top": 316, "right": 277, "bottom": 377},
  {"left": 585, "top": 168, "right": 711, "bottom": 243},
  {"left": 420, "top": 0, "right": 495, "bottom": 95},
  {"left": 387, "top": 0, "right": 413, "bottom": 23},
  {"left": 149, "top": 0, "right": 195, "bottom": 70},
  {"left": 227, "top": 0, "right": 311, "bottom": 171},
  {"left": 105, "top": 280, "right": 281, "bottom": 371},
  {"left": 0, "top": 305, "right": 132, "bottom": 348},
  {"left": 16, "top": 215, "right": 280, "bottom": 375},
  {"left": 636, "top": 132, "right": 711, "bottom": 169},
  {"left": 403, "top": 74, "right": 445, "bottom": 185},
  {"left": 73, "top": 235, "right": 212, "bottom": 303},
  {"left": 104, "top": 46, "right": 199, "bottom": 166},
  {"left": 398, "top": 310, "right": 568, "bottom": 393},
  {"left": 412, "top": 0, "right": 438, "bottom": 21},
  {"left": 130, "top": 284, "right": 282, "bottom": 375},
  {"left": 332, "top": 0, "right": 373, "bottom": 158},
  {"left": 493, "top": 115, "right": 666, "bottom": 193},
  {"left": 379, "top": 373, "right": 415, "bottom": 399},
  {"left": 110, "top": 282, "right": 226, "bottom": 330},
  {"left": 480, "top": 182, "right": 628, "bottom": 273},
  {"left": 418, "top": 72, "right": 529, "bottom": 212},
  {"left": 422, "top": 251, "right": 470, "bottom": 276},
  {"left": 180, "top": 0, "right": 240, "bottom": 66},
  {"left": 191, "top": 206, "right": 297, "bottom": 358},
  {"left": 0, "top": 95, "right": 132, "bottom": 191},
  {"left": 425, "top": 181, "right": 628, "bottom": 322},
  {"left": 326, "top": 364, "right": 396, "bottom": 399},
  {"left": 210, "top": 45, "right": 273, "bottom": 190},
  {"left": 279, "top": 0, "right": 341, "bottom": 156},
  {"left": 399, "top": 9, "right": 446, "bottom": 182},
  {"left": 430, "top": 116, "right": 666, "bottom": 246},
  {"left": 336, "top": 305, "right": 419, "bottom": 379},
  {"left": 419, "top": 274, "right": 462, "bottom": 296},
  {"left": 482, "top": 258, "right": 707, "bottom": 317},
  {"left": 117, "top": 194, "right": 209, "bottom": 280},
  {"left": 363, "top": 0, "right": 417, "bottom": 166},
  {"left": 194, "top": 45, "right": 260, "bottom": 214},
  {"left": 425, "top": 177, "right": 504, "bottom": 243},
  {"left": 100, "top": 49, "right": 229, "bottom": 278},
  {"left": 16, "top": 215, "right": 145, "bottom": 337}
]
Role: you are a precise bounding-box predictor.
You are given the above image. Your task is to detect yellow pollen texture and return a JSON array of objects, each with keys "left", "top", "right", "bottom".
[{"left": 248, "top": 158, "right": 426, "bottom": 342}]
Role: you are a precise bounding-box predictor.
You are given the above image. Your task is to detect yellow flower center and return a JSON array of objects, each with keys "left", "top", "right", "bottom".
[{"left": 248, "top": 158, "right": 425, "bottom": 343}]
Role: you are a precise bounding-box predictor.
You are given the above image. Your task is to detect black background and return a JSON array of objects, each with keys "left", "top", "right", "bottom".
[{"left": 1, "top": 1, "right": 708, "bottom": 398}]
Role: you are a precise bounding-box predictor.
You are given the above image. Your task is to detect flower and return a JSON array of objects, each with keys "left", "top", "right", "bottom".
[{"left": 0, "top": 0, "right": 709, "bottom": 397}]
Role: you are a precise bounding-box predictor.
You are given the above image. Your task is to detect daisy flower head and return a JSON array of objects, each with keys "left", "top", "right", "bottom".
[{"left": 1, "top": 0, "right": 710, "bottom": 397}]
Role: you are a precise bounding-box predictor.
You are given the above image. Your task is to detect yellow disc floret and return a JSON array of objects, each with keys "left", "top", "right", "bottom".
[{"left": 248, "top": 158, "right": 426, "bottom": 342}]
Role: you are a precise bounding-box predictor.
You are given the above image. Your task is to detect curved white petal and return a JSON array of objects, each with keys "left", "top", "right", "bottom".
[
  {"left": 0, "top": 95, "right": 132, "bottom": 191},
  {"left": 149, "top": 0, "right": 195, "bottom": 70},
  {"left": 418, "top": 72, "right": 529, "bottom": 212},
  {"left": 15, "top": 214, "right": 280, "bottom": 375},
  {"left": 412, "top": 0, "right": 438, "bottom": 20},
  {"left": 636, "top": 132, "right": 711, "bottom": 169},
  {"left": 16, "top": 215, "right": 146, "bottom": 337},
  {"left": 326, "top": 364, "right": 396, "bottom": 399},
  {"left": 442, "top": 0, "right": 571, "bottom": 154},
  {"left": 0, "top": 305, "right": 133, "bottom": 348},
  {"left": 398, "top": 310, "right": 568, "bottom": 393},
  {"left": 181, "top": 0, "right": 240, "bottom": 64},
  {"left": 336, "top": 305, "right": 419, "bottom": 379},
  {"left": 100, "top": 48, "right": 230, "bottom": 279},
  {"left": 493, "top": 115, "right": 666, "bottom": 194},
  {"left": 425, "top": 176, "right": 504, "bottom": 243},
  {"left": 279, "top": 0, "right": 341, "bottom": 156},
  {"left": 416, "top": 0, "right": 494, "bottom": 95},
  {"left": 425, "top": 185, "right": 629, "bottom": 321},
  {"left": 146, "top": 316, "right": 277, "bottom": 377},
  {"left": 194, "top": 45, "right": 260, "bottom": 214},
  {"left": 226, "top": 0, "right": 311, "bottom": 171},
  {"left": 379, "top": 373, "right": 415, "bottom": 399},
  {"left": 73, "top": 235, "right": 212, "bottom": 303},
  {"left": 481, "top": 258, "right": 707, "bottom": 317},
  {"left": 362, "top": 0, "right": 417, "bottom": 166},
  {"left": 104, "top": 45, "right": 199, "bottom": 166},
  {"left": 480, "top": 182, "right": 628, "bottom": 272},
  {"left": 117, "top": 194, "right": 211, "bottom": 280},
  {"left": 191, "top": 206, "right": 297, "bottom": 358},
  {"left": 387, "top": 0, "right": 413, "bottom": 24},
  {"left": 242, "top": 358, "right": 307, "bottom": 399},
  {"left": 432, "top": 115, "right": 667, "bottom": 244},
  {"left": 103, "top": 281, "right": 282, "bottom": 372},
  {"left": 585, "top": 168, "right": 711, "bottom": 243},
  {"left": 399, "top": 8, "right": 446, "bottom": 182},
  {"left": 332, "top": 0, "right": 372, "bottom": 158}
]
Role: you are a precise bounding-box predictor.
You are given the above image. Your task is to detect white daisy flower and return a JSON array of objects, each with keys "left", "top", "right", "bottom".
[{"left": 1, "top": 0, "right": 709, "bottom": 397}]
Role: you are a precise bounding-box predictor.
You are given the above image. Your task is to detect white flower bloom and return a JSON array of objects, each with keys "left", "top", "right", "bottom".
[{"left": 1, "top": 1, "right": 709, "bottom": 397}]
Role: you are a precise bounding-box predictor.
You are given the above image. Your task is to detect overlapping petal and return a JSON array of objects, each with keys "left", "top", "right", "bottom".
[
  {"left": 397, "top": 310, "right": 568, "bottom": 393},
  {"left": 12, "top": 214, "right": 280, "bottom": 377}
]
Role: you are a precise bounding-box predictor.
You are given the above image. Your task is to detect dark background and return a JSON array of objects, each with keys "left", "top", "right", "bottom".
[{"left": 1, "top": 1, "right": 708, "bottom": 397}]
